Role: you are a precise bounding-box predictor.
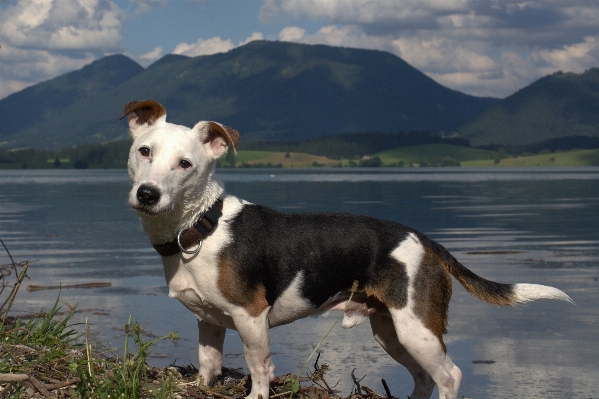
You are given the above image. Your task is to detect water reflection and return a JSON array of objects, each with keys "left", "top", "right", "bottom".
[{"left": 0, "top": 169, "right": 598, "bottom": 398}]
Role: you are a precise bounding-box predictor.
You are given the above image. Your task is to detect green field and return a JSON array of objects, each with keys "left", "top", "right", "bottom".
[
  {"left": 232, "top": 145, "right": 599, "bottom": 168},
  {"left": 234, "top": 150, "right": 279, "bottom": 163},
  {"left": 462, "top": 148, "right": 599, "bottom": 167},
  {"left": 233, "top": 150, "right": 340, "bottom": 167},
  {"left": 375, "top": 143, "right": 495, "bottom": 166},
  {"left": 2, "top": 145, "right": 598, "bottom": 170}
]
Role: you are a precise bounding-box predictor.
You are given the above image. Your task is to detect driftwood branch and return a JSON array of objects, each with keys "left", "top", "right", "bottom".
[
  {"left": 26, "top": 282, "right": 111, "bottom": 292},
  {"left": 44, "top": 377, "right": 81, "bottom": 390},
  {"left": 200, "top": 388, "right": 236, "bottom": 399},
  {"left": 0, "top": 374, "right": 28, "bottom": 382},
  {"left": 0, "top": 373, "right": 56, "bottom": 397},
  {"left": 24, "top": 373, "right": 52, "bottom": 397},
  {"left": 381, "top": 378, "right": 393, "bottom": 399},
  {"left": 1, "top": 261, "right": 29, "bottom": 322}
]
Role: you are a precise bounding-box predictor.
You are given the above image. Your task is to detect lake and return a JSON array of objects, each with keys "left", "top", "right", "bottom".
[{"left": 1, "top": 167, "right": 598, "bottom": 398}]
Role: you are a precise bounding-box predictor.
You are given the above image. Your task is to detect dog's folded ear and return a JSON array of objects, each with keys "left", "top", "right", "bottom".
[
  {"left": 197, "top": 121, "right": 241, "bottom": 159},
  {"left": 120, "top": 100, "right": 166, "bottom": 136}
]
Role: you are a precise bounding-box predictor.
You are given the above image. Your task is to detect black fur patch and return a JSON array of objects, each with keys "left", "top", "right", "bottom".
[{"left": 219, "top": 204, "right": 415, "bottom": 308}]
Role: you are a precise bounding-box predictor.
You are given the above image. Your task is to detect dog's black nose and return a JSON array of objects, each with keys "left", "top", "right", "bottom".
[{"left": 136, "top": 184, "right": 160, "bottom": 206}]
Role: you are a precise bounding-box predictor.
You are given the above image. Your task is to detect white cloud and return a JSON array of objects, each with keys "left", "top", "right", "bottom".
[
  {"left": 392, "top": 36, "right": 496, "bottom": 74},
  {"left": 172, "top": 33, "right": 265, "bottom": 57},
  {"left": 279, "top": 26, "right": 305, "bottom": 42},
  {"left": 0, "top": 0, "right": 124, "bottom": 51},
  {"left": 173, "top": 37, "right": 235, "bottom": 57},
  {"left": 265, "top": 0, "right": 599, "bottom": 97},
  {"left": 240, "top": 32, "right": 265, "bottom": 46},
  {"left": 268, "top": 0, "right": 470, "bottom": 25},
  {"left": 133, "top": 46, "right": 164, "bottom": 67},
  {"left": 0, "top": 78, "right": 32, "bottom": 101},
  {"left": 0, "top": 43, "right": 97, "bottom": 99},
  {"left": 2, "top": 0, "right": 598, "bottom": 102},
  {"left": 279, "top": 24, "right": 389, "bottom": 51},
  {"left": 532, "top": 36, "right": 599, "bottom": 74},
  {"left": 0, "top": 0, "right": 125, "bottom": 100},
  {"left": 131, "top": 0, "right": 168, "bottom": 15}
]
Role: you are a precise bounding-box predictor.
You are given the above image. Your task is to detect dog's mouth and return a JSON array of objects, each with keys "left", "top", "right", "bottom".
[{"left": 131, "top": 204, "right": 169, "bottom": 217}]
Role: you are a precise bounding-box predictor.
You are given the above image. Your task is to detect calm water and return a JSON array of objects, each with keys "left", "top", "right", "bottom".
[{"left": 1, "top": 168, "right": 598, "bottom": 398}]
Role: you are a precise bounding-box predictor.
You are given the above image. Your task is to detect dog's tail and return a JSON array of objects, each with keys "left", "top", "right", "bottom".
[{"left": 426, "top": 238, "right": 574, "bottom": 306}]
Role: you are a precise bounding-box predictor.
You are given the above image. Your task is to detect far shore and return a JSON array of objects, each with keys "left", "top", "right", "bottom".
[{"left": 1, "top": 146, "right": 598, "bottom": 170}]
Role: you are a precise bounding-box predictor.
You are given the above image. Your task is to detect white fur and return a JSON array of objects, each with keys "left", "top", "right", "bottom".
[
  {"left": 370, "top": 313, "right": 435, "bottom": 399},
  {"left": 161, "top": 196, "right": 248, "bottom": 329},
  {"left": 198, "top": 320, "right": 226, "bottom": 383},
  {"left": 388, "top": 233, "right": 463, "bottom": 399},
  {"left": 128, "top": 117, "right": 226, "bottom": 243},
  {"left": 341, "top": 310, "right": 369, "bottom": 328},
  {"left": 389, "top": 307, "right": 462, "bottom": 399},
  {"left": 391, "top": 232, "right": 424, "bottom": 300},
  {"left": 513, "top": 283, "right": 575, "bottom": 304},
  {"left": 127, "top": 116, "right": 276, "bottom": 396},
  {"left": 268, "top": 272, "right": 315, "bottom": 327},
  {"left": 230, "top": 306, "right": 275, "bottom": 399}
]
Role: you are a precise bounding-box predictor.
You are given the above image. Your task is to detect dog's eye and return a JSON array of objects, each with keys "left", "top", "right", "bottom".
[
  {"left": 138, "top": 147, "right": 150, "bottom": 157},
  {"left": 179, "top": 159, "right": 192, "bottom": 169}
]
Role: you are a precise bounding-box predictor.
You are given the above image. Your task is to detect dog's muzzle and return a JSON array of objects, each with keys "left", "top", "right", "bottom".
[{"left": 136, "top": 184, "right": 160, "bottom": 206}]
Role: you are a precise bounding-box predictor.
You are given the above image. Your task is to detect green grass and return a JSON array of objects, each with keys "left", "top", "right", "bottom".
[
  {"left": 375, "top": 143, "right": 495, "bottom": 166},
  {"left": 0, "top": 296, "right": 81, "bottom": 369},
  {"left": 231, "top": 150, "right": 340, "bottom": 168},
  {"left": 462, "top": 148, "right": 599, "bottom": 167},
  {"left": 0, "top": 295, "right": 179, "bottom": 398},
  {"left": 234, "top": 150, "right": 278, "bottom": 163},
  {"left": 229, "top": 146, "right": 599, "bottom": 168},
  {"left": 230, "top": 144, "right": 497, "bottom": 168},
  {"left": 76, "top": 315, "right": 179, "bottom": 399}
]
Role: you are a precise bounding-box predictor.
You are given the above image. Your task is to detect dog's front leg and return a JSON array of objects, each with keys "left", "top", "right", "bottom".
[
  {"left": 233, "top": 308, "right": 274, "bottom": 399},
  {"left": 197, "top": 319, "right": 226, "bottom": 385}
]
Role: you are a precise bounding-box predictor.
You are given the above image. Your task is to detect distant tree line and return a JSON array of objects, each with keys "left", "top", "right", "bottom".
[
  {"left": 0, "top": 147, "right": 53, "bottom": 167},
  {"left": 242, "top": 131, "right": 470, "bottom": 159},
  {"left": 480, "top": 136, "right": 599, "bottom": 156},
  {"left": 59, "top": 141, "right": 132, "bottom": 168},
  {"left": 0, "top": 141, "right": 131, "bottom": 169},
  {"left": 1, "top": 133, "right": 599, "bottom": 169}
]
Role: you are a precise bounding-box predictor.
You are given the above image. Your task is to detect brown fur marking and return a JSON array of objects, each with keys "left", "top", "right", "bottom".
[
  {"left": 217, "top": 256, "right": 269, "bottom": 317},
  {"left": 364, "top": 257, "right": 409, "bottom": 309},
  {"left": 120, "top": 100, "right": 166, "bottom": 126},
  {"left": 204, "top": 122, "right": 241, "bottom": 153},
  {"left": 411, "top": 247, "right": 453, "bottom": 352},
  {"left": 428, "top": 237, "right": 515, "bottom": 306}
]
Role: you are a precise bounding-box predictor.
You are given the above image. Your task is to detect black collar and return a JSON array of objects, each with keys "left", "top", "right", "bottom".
[{"left": 152, "top": 198, "right": 224, "bottom": 257}]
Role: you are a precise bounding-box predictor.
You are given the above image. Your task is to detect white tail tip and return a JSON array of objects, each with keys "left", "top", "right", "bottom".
[{"left": 513, "top": 283, "right": 574, "bottom": 305}]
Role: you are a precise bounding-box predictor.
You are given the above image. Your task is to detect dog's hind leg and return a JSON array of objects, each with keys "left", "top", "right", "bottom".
[
  {"left": 370, "top": 313, "right": 435, "bottom": 399},
  {"left": 388, "top": 308, "right": 462, "bottom": 399},
  {"left": 198, "top": 319, "right": 226, "bottom": 384}
]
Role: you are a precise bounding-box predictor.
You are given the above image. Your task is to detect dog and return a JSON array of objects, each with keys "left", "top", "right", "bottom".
[{"left": 122, "top": 100, "right": 573, "bottom": 399}]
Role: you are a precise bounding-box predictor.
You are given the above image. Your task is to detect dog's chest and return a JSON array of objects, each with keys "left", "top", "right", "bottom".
[{"left": 162, "top": 255, "right": 236, "bottom": 328}]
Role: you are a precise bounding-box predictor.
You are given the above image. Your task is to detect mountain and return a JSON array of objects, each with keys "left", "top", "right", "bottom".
[
  {"left": 0, "top": 40, "right": 498, "bottom": 150},
  {"left": 0, "top": 55, "right": 144, "bottom": 149},
  {"left": 458, "top": 68, "right": 599, "bottom": 146}
]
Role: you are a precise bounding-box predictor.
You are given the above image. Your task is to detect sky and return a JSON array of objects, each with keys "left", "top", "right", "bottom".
[{"left": 1, "top": 0, "right": 598, "bottom": 100}]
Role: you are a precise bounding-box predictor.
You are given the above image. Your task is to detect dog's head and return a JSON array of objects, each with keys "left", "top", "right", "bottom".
[{"left": 122, "top": 100, "right": 240, "bottom": 217}]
